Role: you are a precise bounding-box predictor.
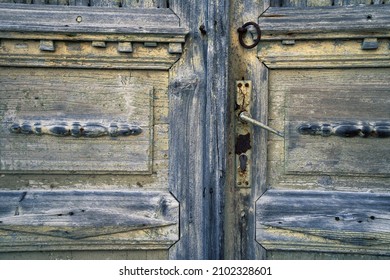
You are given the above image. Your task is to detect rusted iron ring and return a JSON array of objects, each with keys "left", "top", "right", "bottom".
[{"left": 237, "top": 22, "right": 261, "bottom": 49}]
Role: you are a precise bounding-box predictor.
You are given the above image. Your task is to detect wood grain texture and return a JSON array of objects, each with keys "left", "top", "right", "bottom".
[
  {"left": 168, "top": 0, "right": 230, "bottom": 259},
  {"left": 0, "top": 68, "right": 153, "bottom": 174},
  {"left": 267, "top": 251, "right": 390, "bottom": 260},
  {"left": 0, "top": 4, "right": 186, "bottom": 39},
  {"left": 271, "top": 0, "right": 390, "bottom": 6},
  {"left": 0, "top": 0, "right": 167, "bottom": 6},
  {"left": 256, "top": 190, "right": 390, "bottom": 256},
  {"left": 223, "top": 0, "right": 270, "bottom": 260},
  {"left": 259, "top": 5, "right": 390, "bottom": 40},
  {"left": 259, "top": 38, "right": 390, "bottom": 69},
  {"left": 0, "top": 40, "right": 182, "bottom": 70},
  {"left": 122, "top": 0, "right": 168, "bottom": 8},
  {"left": 282, "top": 68, "right": 390, "bottom": 175},
  {"left": 0, "top": 250, "right": 168, "bottom": 260},
  {"left": 0, "top": 190, "right": 178, "bottom": 252},
  {"left": 225, "top": 0, "right": 269, "bottom": 259},
  {"left": 0, "top": 73, "right": 170, "bottom": 191},
  {"left": 267, "top": 68, "right": 390, "bottom": 191}
]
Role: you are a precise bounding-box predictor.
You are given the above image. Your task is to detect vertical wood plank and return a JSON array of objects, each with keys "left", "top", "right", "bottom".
[
  {"left": 225, "top": 0, "right": 268, "bottom": 260},
  {"left": 169, "top": 0, "right": 229, "bottom": 259}
]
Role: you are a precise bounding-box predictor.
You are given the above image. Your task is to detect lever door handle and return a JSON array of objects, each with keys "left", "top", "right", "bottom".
[{"left": 239, "top": 112, "right": 284, "bottom": 138}]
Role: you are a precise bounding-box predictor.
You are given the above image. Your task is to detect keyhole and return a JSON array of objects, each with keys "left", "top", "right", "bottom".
[{"left": 239, "top": 153, "right": 248, "bottom": 172}]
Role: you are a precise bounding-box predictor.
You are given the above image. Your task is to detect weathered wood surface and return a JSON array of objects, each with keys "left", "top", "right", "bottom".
[
  {"left": 271, "top": 0, "right": 390, "bottom": 6},
  {"left": 0, "top": 40, "right": 182, "bottom": 70},
  {"left": 0, "top": 68, "right": 153, "bottom": 173},
  {"left": 256, "top": 190, "right": 390, "bottom": 256},
  {"left": 225, "top": 0, "right": 269, "bottom": 260},
  {"left": 0, "top": 190, "right": 178, "bottom": 252},
  {"left": 0, "top": 4, "right": 186, "bottom": 41},
  {"left": 168, "top": 0, "right": 229, "bottom": 259},
  {"left": 258, "top": 0, "right": 390, "bottom": 261},
  {"left": 0, "top": 59, "right": 171, "bottom": 187},
  {"left": 0, "top": 0, "right": 168, "bottom": 6},
  {"left": 267, "top": 68, "right": 390, "bottom": 192},
  {"left": 258, "top": 39, "right": 390, "bottom": 69},
  {"left": 259, "top": 5, "right": 390, "bottom": 39},
  {"left": 283, "top": 68, "right": 390, "bottom": 175},
  {"left": 0, "top": 250, "right": 168, "bottom": 260}
]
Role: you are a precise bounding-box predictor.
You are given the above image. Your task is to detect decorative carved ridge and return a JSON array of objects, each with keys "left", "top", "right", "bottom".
[
  {"left": 297, "top": 122, "right": 390, "bottom": 138},
  {"left": 10, "top": 121, "right": 142, "bottom": 138}
]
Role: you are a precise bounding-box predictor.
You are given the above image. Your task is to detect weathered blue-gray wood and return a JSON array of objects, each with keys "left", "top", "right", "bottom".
[
  {"left": 271, "top": 0, "right": 390, "bottom": 6},
  {"left": 0, "top": 4, "right": 185, "bottom": 37},
  {"left": 226, "top": 0, "right": 269, "bottom": 260},
  {"left": 122, "top": 0, "right": 168, "bottom": 7},
  {"left": 0, "top": 2, "right": 180, "bottom": 260},
  {"left": 0, "top": 0, "right": 167, "bottom": 6},
  {"left": 1, "top": 0, "right": 390, "bottom": 261},
  {"left": 168, "top": 0, "right": 229, "bottom": 259},
  {"left": 259, "top": 5, "right": 390, "bottom": 40},
  {"left": 0, "top": 190, "right": 179, "bottom": 251},
  {"left": 256, "top": 190, "right": 390, "bottom": 256}
]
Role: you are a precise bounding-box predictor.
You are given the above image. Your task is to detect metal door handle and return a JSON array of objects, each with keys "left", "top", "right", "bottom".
[{"left": 239, "top": 112, "right": 284, "bottom": 138}]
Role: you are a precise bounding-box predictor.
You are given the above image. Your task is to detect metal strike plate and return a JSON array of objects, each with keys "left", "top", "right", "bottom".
[{"left": 235, "top": 81, "right": 252, "bottom": 188}]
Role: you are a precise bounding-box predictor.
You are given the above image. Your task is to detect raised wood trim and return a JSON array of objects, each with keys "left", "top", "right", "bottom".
[
  {"left": 0, "top": 4, "right": 187, "bottom": 40},
  {"left": 259, "top": 5, "right": 390, "bottom": 40},
  {"left": 256, "top": 190, "right": 390, "bottom": 256},
  {"left": 0, "top": 4, "right": 187, "bottom": 69},
  {"left": 0, "top": 190, "right": 178, "bottom": 252},
  {"left": 258, "top": 38, "right": 390, "bottom": 69}
]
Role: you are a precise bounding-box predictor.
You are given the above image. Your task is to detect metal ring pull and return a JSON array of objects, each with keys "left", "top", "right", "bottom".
[{"left": 237, "top": 22, "right": 261, "bottom": 49}]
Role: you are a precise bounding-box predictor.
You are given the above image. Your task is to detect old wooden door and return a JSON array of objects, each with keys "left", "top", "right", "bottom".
[
  {"left": 0, "top": 1, "right": 187, "bottom": 260},
  {"left": 0, "top": 0, "right": 389, "bottom": 260},
  {"left": 228, "top": 0, "right": 390, "bottom": 260},
  {"left": 0, "top": 0, "right": 231, "bottom": 260}
]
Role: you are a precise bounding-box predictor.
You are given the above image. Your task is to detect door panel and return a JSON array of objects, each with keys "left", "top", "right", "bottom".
[
  {"left": 271, "top": 68, "right": 390, "bottom": 186},
  {"left": 0, "top": 3, "right": 185, "bottom": 259},
  {"left": 255, "top": 3, "right": 390, "bottom": 259},
  {"left": 257, "top": 190, "right": 390, "bottom": 256},
  {"left": 1, "top": 68, "right": 153, "bottom": 173}
]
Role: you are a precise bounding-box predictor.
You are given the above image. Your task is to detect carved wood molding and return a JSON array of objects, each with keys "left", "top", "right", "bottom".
[
  {"left": 10, "top": 121, "right": 142, "bottom": 138},
  {"left": 0, "top": 4, "right": 188, "bottom": 69},
  {"left": 297, "top": 122, "right": 390, "bottom": 138},
  {"left": 258, "top": 38, "right": 390, "bottom": 69}
]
